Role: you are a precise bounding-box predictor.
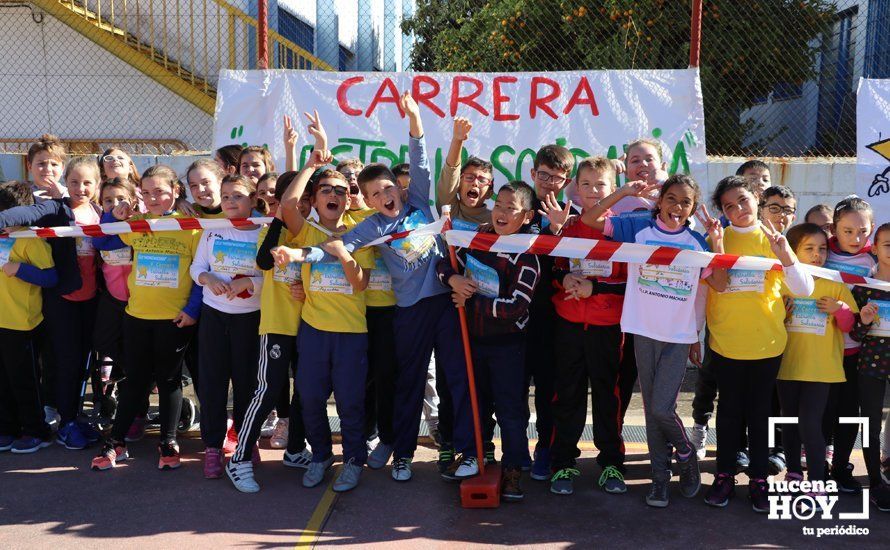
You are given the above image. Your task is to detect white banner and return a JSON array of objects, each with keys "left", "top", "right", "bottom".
[
  {"left": 213, "top": 69, "right": 707, "bottom": 189},
  {"left": 856, "top": 78, "right": 890, "bottom": 227}
]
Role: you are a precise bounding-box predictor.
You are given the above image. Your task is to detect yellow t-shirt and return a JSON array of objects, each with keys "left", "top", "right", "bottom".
[
  {"left": 296, "top": 221, "right": 375, "bottom": 333},
  {"left": 258, "top": 224, "right": 303, "bottom": 336},
  {"left": 345, "top": 208, "right": 396, "bottom": 307},
  {"left": 193, "top": 204, "right": 227, "bottom": 219},
  {"left": 778, "top": 278, "right": 857, "bottom": 383},
  {"left": 707, "top": 226, "right": 788, "bottom": 360},
  {"left": 121, "top": 213, "right": 201, "bottom": 320},
  {"left": 0, "top": 237, "right": 54, "bottom": 330}
]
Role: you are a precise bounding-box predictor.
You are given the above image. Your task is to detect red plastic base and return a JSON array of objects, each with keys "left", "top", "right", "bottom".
[{"left": 460, "top": 465, "right": 501, "bottom": 508}]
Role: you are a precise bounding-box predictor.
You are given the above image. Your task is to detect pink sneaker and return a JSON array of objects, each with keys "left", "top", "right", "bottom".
[
  {"left": 125, "top": 415, "right": 146, "bottom": 442},
  {"left": 204, "top": 447, "right": 224, "bottom": 479},
  {"left": 252, "top": 443, "right": 261, "bottom": 467},
  {"left": 223, "top": 424, "right": 238, "bottom": 454}
]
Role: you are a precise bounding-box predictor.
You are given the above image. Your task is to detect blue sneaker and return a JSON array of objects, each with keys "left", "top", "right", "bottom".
[
  {"left": 531, "top": 447, "right": 551, "bottom": 481},
  {"left": 0, "top": 434, "right": 15, "bottom": 452},
  {"left": 56, "top": 420, "right": 88, "bottom": 450},
  {"left": 76, "top": 420, "right": 102, "bottom": 443},
  {"left": 11, "top": 436, "right": 53, "bottom": 454}
]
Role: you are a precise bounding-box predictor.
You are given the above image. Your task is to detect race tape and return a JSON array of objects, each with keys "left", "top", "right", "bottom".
[
  {"left": 444, "top": 229, "right": 890, "bottom": 292},
  {"left": 0, "top": 217, "right": 274, "bottom": 239}
]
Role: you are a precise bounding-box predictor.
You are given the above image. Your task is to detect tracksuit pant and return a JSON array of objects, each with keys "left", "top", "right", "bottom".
[
  {"left": 828, "top": 353, "right": 861, "bottom": 471},
  {"left": 391, "top": 293, "right": 475, "bottom": 460},
  {"left": 364, "top": 306, "right": 397, "bottom": 445},
  {"left": 43, "top": 293, "right": 97, "bottom": 424},
  {"left": 297, "top": 322, "right": 368, "bottom": 465},
  {"left": 472, "top": 337, "right": 528, "bottom": 468},
  {"left": 713, "top": 351, "right": 781, "bottom": 479},
  {"left": 777, "top": 380, "right": 830, "bottom": 481},
  {"left": 232, "top": 332, "right": 307, "bottom": 463},
  {"left": 618, "top": 334, "right": 637, "bottom": 421},
  {"left": 0, "top": 329, "right": 50, "bottom": 439},
  {"left": 524, "top": 303, "right": 556, "bottom": 451},
  {"left": 111, "top": 315, "right": 195, "bottom": 443},
  {"left": 635, "top": 335, "right": 693, "bottom": 482},
  {"left": 551, "top": 319, "right": 625, "bottom": 472},
  {"left": 197, "top": 305, "right": 260, "bottom": 449},
  {"left": 859, "top": 372, "right": 888, "bottom": 487}
]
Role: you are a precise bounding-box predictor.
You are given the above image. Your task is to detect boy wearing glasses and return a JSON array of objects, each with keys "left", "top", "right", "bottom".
[
  {"left": 437, "top": 117, "right": 495, "bottom": 231},
  {"left": 759, "top": 186, "right": 797, "bottom": 234},
  {"left": 337, "top": 158, "right": 370, "bottom": 214}
]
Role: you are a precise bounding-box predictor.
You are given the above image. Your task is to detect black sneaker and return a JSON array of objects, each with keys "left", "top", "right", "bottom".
[
  {"left": 749, "top": 479, "right": 770, "bottom": 513},
  {"left": 831, "top": 462, "right": 862, "bottom": 494},
  {"left": 484, "top": 440, "right": 497, "bottom": 465},
  {"left": 501, "top": 466, "right": 524, "bottom": 502},
  {"left": 704, "top": 473, "right": 736, "bottom": 507},
  {"left": 437, "top": 446, "right": 455, "bottom": 474},
  {"left": 677, "top": 454, "right": 701, "bottom": 498},
  {"left": 871, "top": 483, "right": 890, "bottom": 512}
]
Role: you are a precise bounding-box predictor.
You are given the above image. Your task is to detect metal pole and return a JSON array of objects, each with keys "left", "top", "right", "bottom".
[
  {"left": 689, "top": 0, "right": 702, "bottom": 68},
  {"left": 257, "top": 0, "right": 269, "bottom": 69}
]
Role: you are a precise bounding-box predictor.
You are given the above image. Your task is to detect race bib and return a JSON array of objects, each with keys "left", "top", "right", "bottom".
[
  {"left": 211, "top": 239, "right": 257, "bottom": 275},
  {"left": 868, "top": 300, "right": 890, "bottom": 337},
  {"left": 390, "top": 210, "right": 436, "bottom": 270},
  {"left": 465, "top": 255, "right": 500, "bottom": 298},
  {"left": 308, "top": 263, "right": 353, "bottom": 295},
  {"left": 451, "top": 218, "right": 479, "bottom": 231},
  {"left": 100, "top": 247, "right": 132, "bottom": 266},
  {"left": 273, "top": 262, "right": 302, "bottom": 285},
  {"left": 636, "top": 241, "right": 696, "bottom": 300},
  {"left": 135, "top": 253, "right": 179, "bottom": 288},
  {"left": 0, "top": 239, "right": 14, "bottom": 265},
  {"left": 823, "top": 261, "right": 871, "bottom": 278},
  {"left": 786, "top": 298, "right": 827, "bottom": 335},
  {"left": 368, "top": 256, "right": 392, "bottom": 292},
  {"left": 569, "top": 257, "right": 613, "bottom": 278},
  {"left": 725, "top": 269, "right": 766, "bottom": 293},
  {"left": 75, "top": 236, "right": 95, "bottom": 257}
]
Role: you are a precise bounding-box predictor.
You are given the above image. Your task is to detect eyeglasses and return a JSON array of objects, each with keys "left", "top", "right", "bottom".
[
  {"left": 318, "top": 185, "right": 348, "bottom": 196},
  {"left": 764, "top": 204, "right": 796, "bottom": 216},
  {"left": 103, "top": 155, "right": 127, "bottom": 163},
  {"left": 340, "top": 170, "right": 358, "bottom": 180},
  {"left": 461, "top": 173, "right": 492, "bottom": 186},
  {"left": 534, "top": 170, "right": 567, "bottom": 184}
]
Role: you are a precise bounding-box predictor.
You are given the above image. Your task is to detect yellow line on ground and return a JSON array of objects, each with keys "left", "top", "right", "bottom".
[{"left": 295, "top": 466, "right": 341, "bottom": 549}]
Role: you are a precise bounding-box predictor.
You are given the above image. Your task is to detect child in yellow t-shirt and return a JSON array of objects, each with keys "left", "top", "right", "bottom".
[
  {"left": 778, "top": 223, "right": 857, "bottom": 488},
  {"left": 0, "top": 181, "right": 58, "bottom": 453},
  {"left": 270, "top": 144, "right": 375, "bottom": 494},
  {"left": 91, "top": 164, "right": 202, "bottom": 472},
  {"left": 704, "top": 175, "right": 814, "bottom": 512}
]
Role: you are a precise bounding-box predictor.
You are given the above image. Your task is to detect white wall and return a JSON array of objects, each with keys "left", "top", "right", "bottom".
[{"left": 0, "top": 7, "right": 213, "bottom": 149}]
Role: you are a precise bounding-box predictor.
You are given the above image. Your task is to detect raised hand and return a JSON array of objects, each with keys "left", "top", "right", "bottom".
[
  {"left": 695, "top": 204, "right": 724, "bottom": 250},
  {"left": 762, "top": 219, "right": 796, "bottom": 266},
  {"left": 400, "top": 91, "right": 420, "bottom": 120},
  {"left": 538, "top": 192, "right": 573, "bottom": 234},
  {"left": 452, "top": 117, "right": 472, "bottom": 142},
  {"left": 610, "top": 157, "right": 626, "bottom": 175},
  {"left": 283, "top": 114, "right": 298, "bottom": 151},
  {"left": 307, "top": 147, "right": 333, "bottom": 169},
  {"left": 304, "top": 109, "right": 328, "bottom": 151}
]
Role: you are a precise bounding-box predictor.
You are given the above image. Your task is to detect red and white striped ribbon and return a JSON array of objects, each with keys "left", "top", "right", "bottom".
[{"left": 0, "top": 217, "right": 274, "bottom": 239}]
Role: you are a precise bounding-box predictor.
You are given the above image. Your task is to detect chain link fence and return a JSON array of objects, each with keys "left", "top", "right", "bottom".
[{"left": 0, "top": 0, "right": 886, "bottom": 156}]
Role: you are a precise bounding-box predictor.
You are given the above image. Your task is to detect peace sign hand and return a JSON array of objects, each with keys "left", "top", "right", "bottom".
[
  {"left": 761, "top": 219, "right": 796, "bottom": 266},
  {"left": 304, "top": 109, "right": 328, "bottom": 152},
  {"left": 695, "top": 204, "right": 724, "bottom": 252},
  {"left": 283, "top": 114, "right": 298, "bottom": 150}
]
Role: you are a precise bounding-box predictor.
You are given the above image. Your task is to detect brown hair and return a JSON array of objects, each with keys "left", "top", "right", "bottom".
[
  {"left": 99, "top": 148, "right": 141, "bottom": 185},
  {"left": 221, "top": 173, "right": 257, "bottom": 195},
  {"left": 186, "top": 157, "right": 225, "bottom": 184},
  {"left": 215, "top": 144, "right": 243, "bottom": 170},
  {"left": 100, "top": 177, "right": 140, "bottom": 212},
  {"left": 141, "top": 164, "right": 180, "bottom": 196},
  {"left": 239, "top": 146, "right": 275, "bottom": 172},
  {"left": 27, "top": 134, "right": 67, "bottom": 164},
  {"left": 575, "top": 156, "right": 616, "bottom": 182},
  {"left": 533, "top": 144, "right": 574, "bottom": 172},
  {"left": 625, "top": 137, "right": 664, "bottom": 163},
  {"left": 308, "top": 169, "right": 349, "bottom": 195},
  {"left": 874, "top": 222, "right": 890, "bottom": 244},
  {"left": 356, "top": 163, "right": 396, "bottom": 197},
  {"left": 336, "top": 158, "right": 364, "bottom": 173},
  {"left": 787, "top": 223, "right": 828, "bottom": 252},
  {"left": 832, "top": 196, "right": 874, "bottom": 227},
  {"left": 0, "top": 180, "right": 35, "bottom": 210}
]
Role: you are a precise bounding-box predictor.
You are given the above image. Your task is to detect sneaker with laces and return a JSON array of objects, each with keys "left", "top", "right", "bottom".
[
  {"left": 392, "top": 457, "right": 413, "bottom": 482},
  {"left": 283, "top": 448, "right": 313, "bottom": 469},
  {"left": 91, "top": 440, "right": 128, "bottom": 470},
  {"left": 11, "top": 436, "right": 53, "bottom": 454},
  {"left": 483, "top": 440, "right": 497, "bottom": 465},
  {"left": 260, "top": 411, "right": 278, "bottom": 438},
  {"left": 367, "top": 442, "right": 393, "bottom": 470},
  {"left": 303, "top": 456, "right": 335, "bottom": 488},
  {"left": 831, "top": 462, "right": 862, "bottom": 494},
  {"left": 223, "top": 423, "right": 238, "bottom": 454},
  {"left": 501, "top": 466, "right": 524, "bottom": 502},
  {"left": 442, "top": 454, "right": 478, "bottom": 481},
  {"left": 76, "top": 420, "right": 102, "bottom": 444},
  {"left": 677, "top": 453, "right": 701, "bottom": 498},
  {"left": 333, "top": 459, "right": 363, "bottom": 492},
  {"left": 784, "top": 471, "right": 804, "bottom": 489},
  {"left": 125, "top": 415, "right": 146, "bottom": 442},
  {"left": 550, "top": 467, "right": 580, "bottom": 495},
  {"left": 598, "top": 465, "right": 627, "bottom": 494},
  {"left": 690, "top": 424, "right": 708, "bottom": 460},
  {"left": 269, "top": 418, "right": 289, "bottom": 449},
  {"left": 226, "top": 460, "right": 260, "bottom": 493},
  {"left": 530, "top": 447, "right": 551, "bottom": 481},
  {"left": 704, "top": 473, "right": 736, "bottom": 507},
  {"left": 437, "top": 446, "right": 455, "bottom": 474},
  {"left": 870, "top": 483, "right": 890, "bottom": 512},
  {"left": 646, "top": 478, "right": 670, "bottom": 508},
  {"left": 735, "top": 449, "right": 750, "bottom": 473},
  {"left": 881, "top": 458, "right": 890, "bottom": 485},
  {"left": 56, "top": 420, "right": 88, "bottom": 450},
  {"left": 158, "top": 441, "right": 181, "bottom": 470},
  {"left": 204, "top": 447, "right": 224, "bottom": 479},
  {"left": 0, "top": 435, "right": 14, "bottom": 452},
  {"left": 749, "top": 478, "right": 770, "bottom": 513},
  {"left": 768, "top": 450, "right": 786, "bottom": 475}
]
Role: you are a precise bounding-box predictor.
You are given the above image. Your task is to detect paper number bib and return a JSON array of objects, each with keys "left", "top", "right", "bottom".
[
  {"left": 368, "top": 257, "right": 392, "bottom": 292},
  {"left": 725, "top": 269, "right": 766, "bottom": 293},
  {"left": 76, "top": 236, "right": 95, "bottom": 257},
  {"left": 135, "top": 253, "right": 179, "bottom": 288},
  {"left": 211, "top": 239, "right": 257, "bottom": 275},
  {"left": 100, "top": 247, "right": 132, "bottom": 266},
  {"left": 273, "top": 262, "right": 301, "bottom": 285},
  {"left": 869, "top": 300, "right": 890, "bottom": 337},
  {"left": 465, "top": 255, "right": 500, "bottom": 298},
  {"left": 308, "top": 264, "right": 353, "bottom": 295},
  {"left": 0, "top": 239, "right": 14, "bottom": 265},
  {"left": 569, "top": 257, "right": 613, "bottom": 278},
  {"left": 786, "top": 298, "right": 828, "bottom": 335}
]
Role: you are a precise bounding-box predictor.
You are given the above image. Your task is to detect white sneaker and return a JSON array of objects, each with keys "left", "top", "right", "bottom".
[
  {"left": 226, "top": 460, "right": 260, "bottom": 493},
  {"left": 260, "top": 411, "right": 278, "bottom": 438},
  {"left": 270, "top": 418, "right": 289, "bottom": 449},
  {"left": 303, "top": 455, "right": 334, "bottom": 488},
  {"left": 690, "top": 424, "right": 707, "bottom": 460},
  {"left": 454, "top": 456, "right": 479, "bottom": 479},
  {"left": 391, "top": 457, "right": 412, "bottom": 482},
  {"left": 283, "top": 448, "right": 312, "bottom": 469},
  {"left": 332, "top": 459, "right": 362, "bottom": 492},
  {"left": 44, "top": 406, "right": 61, "bottom": 432}
]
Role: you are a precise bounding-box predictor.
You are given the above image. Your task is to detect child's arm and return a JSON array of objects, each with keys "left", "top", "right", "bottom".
[
  {"left": 278, "top": 216, "right": 380, "bottom": 266},
  {"left": 0, "top": 199, "right": 67, "bottom": 230},
  {"left": 472, "top": 254, "right": 541, "bottom": 320},
  {"left": 3, "top": 261, "right": 58, "bottom": 288},
  {"left": 283, "top": 114, "right": 299, "bottom": 172},
  {"left": 91, "top": 210, "right": 132, "bottom": 251},
  {"left": 190, "top": 233, "right": 230, "bottom": 296},
  {"left": 322, "top": 238, "right": 369, "bottom": 291},
  {"left": 700, "top": 208, "right": 728, "bottom": 292},
  {"left": 436, "top": 250, "right": 476, "bottom": 305},
  {"left": 256, "top": 218, "right": 284, "bottom": 271},
  {"left": 580, "top": 181, "right": 660, "bottom": 230},
  {"left": 851, "top": 301, "right": 879, "bottom": 342},
  {"left": 437, "top": 118, "right": 471, "bottom": 208},
  {"left": 762, "top": 220, "right": 814, "bottom": 296},
  {"left": 280, "top": 149, "right": 333, "bottom": 237},
  {"left": 402, "top": 92, "right": 432, "bottom": 211}
]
